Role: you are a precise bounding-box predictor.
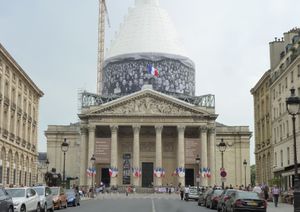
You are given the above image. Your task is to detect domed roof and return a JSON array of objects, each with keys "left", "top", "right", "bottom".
[{"left": 106, "top": 0, "right": 188, "bottom": 59}]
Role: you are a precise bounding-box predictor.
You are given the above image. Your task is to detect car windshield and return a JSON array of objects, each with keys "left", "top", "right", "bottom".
[
  {"left": 238, "top": 192, "right": 260, "bottom": 199},
  {"left": 34, "top": 187, "right": 44, "bottom": 196},
  {"left": 50, "top": 187, "right": 59, "bottom": 195},
  {"left": 213, "top": 190, "right": 224, "bottom": 195},
  {"left": 6, "top": 189, "right": 25, "bottom": 198}
]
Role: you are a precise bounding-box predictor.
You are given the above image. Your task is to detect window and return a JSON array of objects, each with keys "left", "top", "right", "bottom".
[
  {"left": 298, "top": 65, "right": 300, "bottom": 77},
  {"left": 274, "top": 128, "right": 277, "bottom": 143},
  {"left": 279, "top": 84, "right": 281, "bottom": 94},
  {"left": 285, "top": 77, "right": 288, "bottom": 88},
  {"left": 275, "top": 152, "right": 277, "bottom": 166},
  {"left": 287, "top": 147, "right": 290, "bottom": 165},
  {"left": 291, "top": 71, "right": 294, "bottom": 83},
  {"left": 280, "top": 150, "right": 283, "bottom": 167},
  {"left": 287, "top": 120, "right": 289, "bottom": 136}
]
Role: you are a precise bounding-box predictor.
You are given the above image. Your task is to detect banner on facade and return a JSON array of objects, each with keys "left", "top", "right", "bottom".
[
  {"left": 95, "top": 138, "right": 111, "bottom": 163},
  {"left": 185, "top": 139, "right": 200, "bottom": 164}
]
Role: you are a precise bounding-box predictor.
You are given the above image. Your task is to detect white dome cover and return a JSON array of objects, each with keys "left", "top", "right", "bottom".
[{"left": 106, "top": 0, "right": 187, "bottom": 59}]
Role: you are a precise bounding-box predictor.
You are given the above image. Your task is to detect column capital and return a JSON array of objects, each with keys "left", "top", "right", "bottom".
[
  {"left": 88, "top": 125, "right": 96, "bottom": 132},
  {"left": 177, "top": 125, "right": 185, "bottom": 132},
  {"left": 155, "top": 125, "right": 163, "bottom": 132},
  {"left": 208, "top": 127, "right": 216, "bottom": 134},
  {"left": 110, "top": 125, "right": 118, "bottom": 133},
  {"left": 200, "top": 126, "right": 208, "bottom": 132},
  {"left": 80, "top": 126, "right": 88, "bottom": 134},
  {"left": 132, "top": 124, "right": 141, "bottom": 133}
]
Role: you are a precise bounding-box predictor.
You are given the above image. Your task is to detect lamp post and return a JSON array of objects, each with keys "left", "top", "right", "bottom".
[
  {"left": 61, "top": 138, "right": 69, "bottom": 188},
  {"left": 286, "top": 88, "right": 300, "bottom": 212},
  {"left": 243, "top": 159, "right": 247, "bottom": 188},
  {"left": 195, "top": 155, "right": 201, "bottom": 194},
  {"left": 90, "top": 154, "right": 96, "bottom": 198},
  {"left": 45, "top": 159, "right": 49, "bottom": 173},
  {"left": 218, "top": 138, "right": 227, "bottom": 189}
]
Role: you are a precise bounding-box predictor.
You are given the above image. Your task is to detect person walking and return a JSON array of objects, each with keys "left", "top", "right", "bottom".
[
  {"left": 264, "top": 185, "right": 269, "bottom": 201},
  {"left": 179, "top": 184, "right": 184, "bottom": 200},
  {"left": 272, "top": 185, "right": 280, "bottom": 207},
  {"left": 184, "top": 186, "right": 190, "bottom": 201}
]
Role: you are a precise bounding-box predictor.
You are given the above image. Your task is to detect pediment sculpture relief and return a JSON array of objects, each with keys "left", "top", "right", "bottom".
[{"left": 97, "top": 96, "right": 197, "bottom": 115}]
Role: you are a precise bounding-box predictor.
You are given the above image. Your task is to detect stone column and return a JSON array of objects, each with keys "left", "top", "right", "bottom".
[
  {"left": 155, "top": 125, "right": 163, "bottom": 186},
  {"left": 132, "top": 125, "right": 140, "bottom": 187},
  {"left": 177, "top": 125, "right": 185, "bottom": 186},
  {"left": 208, "top": 128, "right": 216, "bottom": 186},
  {"left": 200, "top": 126, "right": 208, "bottom": 186},
  {"left": 110, "top": 125, "right": 118, "bottom": 186},
  {"left": 79, "top": 127, "right": 88, "bottom": 186},
  {"left": 87, "top": 125, "right": 96, "bottom": 187}
]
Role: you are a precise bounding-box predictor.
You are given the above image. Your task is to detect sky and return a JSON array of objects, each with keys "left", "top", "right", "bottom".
[{"left": 1, "top": 0, "right": 300, "bottom": 165}]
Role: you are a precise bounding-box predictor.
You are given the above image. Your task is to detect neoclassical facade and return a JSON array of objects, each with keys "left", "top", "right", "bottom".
[
  {"left": 75, "top": 89, "right": 251, "bottom": 188},
  {"left": 0, "top": 43, "right": 43, "bottom": 187}
]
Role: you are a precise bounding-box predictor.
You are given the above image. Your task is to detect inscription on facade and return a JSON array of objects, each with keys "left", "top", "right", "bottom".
[
  {"left": 185, "top": 139, "right": 200, "bottom": 164},
  {"left": 95, "top": 138, "right": 111, "bottom": 163}
]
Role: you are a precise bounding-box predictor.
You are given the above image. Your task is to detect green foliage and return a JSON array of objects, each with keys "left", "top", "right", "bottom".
[{"left": 269, "top": 177, "right": 281, "bottom": 186}]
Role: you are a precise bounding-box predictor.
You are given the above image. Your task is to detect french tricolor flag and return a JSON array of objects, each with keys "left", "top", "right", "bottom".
[{"left": 147, "top": 64, "right": 159, "bottom": 77}]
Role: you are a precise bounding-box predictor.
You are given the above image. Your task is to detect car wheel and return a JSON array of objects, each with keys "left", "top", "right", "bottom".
[
  {"left": 64, "top": 201, "right": 67, "bottom": 208},
  {"left": 20, "top": 205, "right": 26, "bottom": 212},
  {"left": 36, "top": 204, "right": 41, "bottom": 212},
  {"left": 8, "top": 206, "right": 13, "bottom": 212},
  {"left": 43, "top": 203, "right": 47, "bottom": 212},
  {"left": 49, "top": 205, "right": 54, "bottom": 212}
]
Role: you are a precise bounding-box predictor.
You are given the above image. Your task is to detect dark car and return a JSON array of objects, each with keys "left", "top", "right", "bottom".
[
  {"left": 217, "top": 189, "right": 237, "bottom": 212},
  {"left": 198, "top": 188, "right": 212, "bottom": 206},
  {"left": 224, "top": 190, "right": 267, "bottom": 212},
  {"left": 206, "top": 189, "right": 223, "bottom": 209},
  {"left": 0, "top": 188, "right": 13, "bottom": 212},
  {"left": 66, "top": 189, "right": 80, "bottom": 207}
]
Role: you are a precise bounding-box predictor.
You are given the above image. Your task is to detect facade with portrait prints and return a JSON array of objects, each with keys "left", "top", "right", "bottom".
[{"left": 0, "top": 43, "right": 44, "bottom": 187}]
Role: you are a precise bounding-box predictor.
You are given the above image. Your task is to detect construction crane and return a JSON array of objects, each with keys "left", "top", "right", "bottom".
[{"left": 97, "top": 0, "right": 111, "bottom": 95}]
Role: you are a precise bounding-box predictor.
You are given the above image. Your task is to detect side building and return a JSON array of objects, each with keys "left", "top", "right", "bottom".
[
  {"left": 252, "top": 28, "right": 300, "bottom": 190},
  {"left": 0, "top": 43, "right": 44, "bottom": 187}
]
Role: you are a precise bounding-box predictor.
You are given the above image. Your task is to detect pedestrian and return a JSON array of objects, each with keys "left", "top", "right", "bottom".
[
  {"left": 179, "top": 184, "right": 184, "bottom": 200},
  {"left": 184, "top": 186, "right": 190, "bottom": 201},
  {"left": 253, "top": 183, "right": 262, "bottom": 194},
  {"left": 264, "top": 185, "right": 269, "bottom": 201},
  {"left": 272, "top": 185, "right": 280, "bottom": 207}
]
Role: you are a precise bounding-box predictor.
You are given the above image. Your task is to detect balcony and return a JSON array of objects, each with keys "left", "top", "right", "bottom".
[
  {"left": 31, "top": 144, "right": 36, "bottom": 152},
  {"left": 26, "top": 142, "right": 31, "bottom": 150},
  {"left": 22, "top": 139, "right": 26, "bottom": 147},
  {"left": 28, "top": 116, "right": 32, "bottom": 123},
  {"left": 16, "top": 136, "right": 21, "bottom": 144},
  {"left": 4, "top": 96, "right": 9, "bottom": 106},
  {"left": 33, "top": 120, "right": 37, "bottom": 126},
  {"left": 2, "top": 129, "right": 8, "bottom": 138},
  {"left": 17, "top": 107, "right": 22, "bottom": 115},
  {"left": 0, "top": 93, "right": 2, "bottom": 101},
  {"left": 23, "top": 112, "right": 27, "bottom": 120},
  {"left": 9, "top": 133, "right": 15, "bottom": 141},
  {"left": 11, "top": 102, "right": 16, "bottom": 111}
]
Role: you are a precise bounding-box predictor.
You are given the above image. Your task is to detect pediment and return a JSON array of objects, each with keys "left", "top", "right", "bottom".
[{"left": 86, "top": 90, "right": 212, "bottom": 117}]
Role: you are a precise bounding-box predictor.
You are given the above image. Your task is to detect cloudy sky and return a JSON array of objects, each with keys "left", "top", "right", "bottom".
[{"left": 1, "top": 0, "right": 300, "bottom": 164}]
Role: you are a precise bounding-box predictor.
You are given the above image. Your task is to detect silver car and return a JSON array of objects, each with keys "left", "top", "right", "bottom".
[{"left": 33, "top": 186, "right": 54, "bottom": 212}]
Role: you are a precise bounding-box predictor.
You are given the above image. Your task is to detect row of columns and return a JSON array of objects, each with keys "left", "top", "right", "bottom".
[{"left": 80, "top": 125, "right": 216, "bottom": 187}]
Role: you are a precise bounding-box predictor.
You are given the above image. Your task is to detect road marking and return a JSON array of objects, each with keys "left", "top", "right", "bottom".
[{"left": 152, "top": 199, "right": 156, "bottom": 212}]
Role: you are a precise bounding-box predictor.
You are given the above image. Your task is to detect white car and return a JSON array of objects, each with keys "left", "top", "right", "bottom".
[
  {"left": 6, "top": 187, "right": 41, "bottom": 212},
  {"left": 33, "top": 186, "right": 54, "bottom": 212}
]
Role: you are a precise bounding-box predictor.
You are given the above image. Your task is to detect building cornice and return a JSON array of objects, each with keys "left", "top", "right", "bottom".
[{"left": 250, "top": 69, "right": 271, "bottom": 94}]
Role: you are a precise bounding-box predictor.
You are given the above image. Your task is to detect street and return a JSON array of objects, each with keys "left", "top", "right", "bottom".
[{"left": 61, "top": 194, "right": 293, "bottom": 212}]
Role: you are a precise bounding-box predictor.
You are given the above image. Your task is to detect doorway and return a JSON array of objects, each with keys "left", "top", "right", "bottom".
[
  {"left": 101, "top": 168, "right": 110, "bottom": 187},
  {"left": 142, "top": 162, "right": 154, "bottom": 187},
  {"left": 185, "top": 169, "right": 194, "bottom": 186}
]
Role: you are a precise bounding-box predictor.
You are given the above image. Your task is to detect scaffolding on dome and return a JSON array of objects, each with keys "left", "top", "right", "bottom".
[{"left": 79, "top": 90, "right": 215, "bottom": 109}]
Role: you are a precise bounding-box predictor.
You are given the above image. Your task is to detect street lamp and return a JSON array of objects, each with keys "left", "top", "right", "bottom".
[
  {"left": 195, "top": 155, "right": 201, "bottom": 194},
  {"left": 218, "top": 138, "right": 227, "bottom": 189},
  {"left": 243, "top": 159, "right": 247, "bottom": 188},
  {"left": 90, "top": 154, "right": 96, "bottom": 198},
  {"left": 61, "top": 138, "right": 69, "bottom": 188},
  {"left": 45, "top": 159, "right": 49, "bottom": 173},
  {"left": 286, "top": 87, "right": 300, "bottom": 212}
]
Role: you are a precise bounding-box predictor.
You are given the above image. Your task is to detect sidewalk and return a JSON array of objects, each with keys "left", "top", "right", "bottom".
[{"left": 267, "top": 202, "right": 293, "bottom": 212}]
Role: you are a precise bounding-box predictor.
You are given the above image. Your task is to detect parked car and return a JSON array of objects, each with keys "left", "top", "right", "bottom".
[
  {"left": 217, "top": 189, "right": 237, "bottom": 212},
  {"left": 0, "top": 188, "right": 14, "bottom": 212},
  {"left": 50, "top": 187, "right": 67, "bottom": 210},
  {"left": 224, "top": 190, "right": 267, "bottom": 212},
  {"left": 65, "top": 189, "right": 80, "bottom": 207},
  {"left": 184, "top": 186, "right": 198, "bottom": 201},
  {"left": 206, "top": 189, "right": 223, "bottom": 209},
  {"left": 198, "top": 188, "right": 212, "bottom": 206},
  {"left": 6, "top": 187, "right": 41, "bottom": 212},
  {"left": 33, "top": 186, "right": 54, "bottom": 212}
]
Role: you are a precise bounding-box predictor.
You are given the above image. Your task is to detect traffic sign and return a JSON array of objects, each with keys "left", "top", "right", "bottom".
[{"left": 220, "top": 170, "right": 227, "bottom": 177}]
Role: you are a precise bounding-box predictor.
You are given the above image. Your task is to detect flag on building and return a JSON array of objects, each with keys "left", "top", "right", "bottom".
[{"left": 147, "top": 64, "right": 159, "bottom": 77}]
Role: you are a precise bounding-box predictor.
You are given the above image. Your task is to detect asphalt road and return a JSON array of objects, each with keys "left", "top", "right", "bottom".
[{"left": 63, "top": 198, "right": 213, "bottom": 212}]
